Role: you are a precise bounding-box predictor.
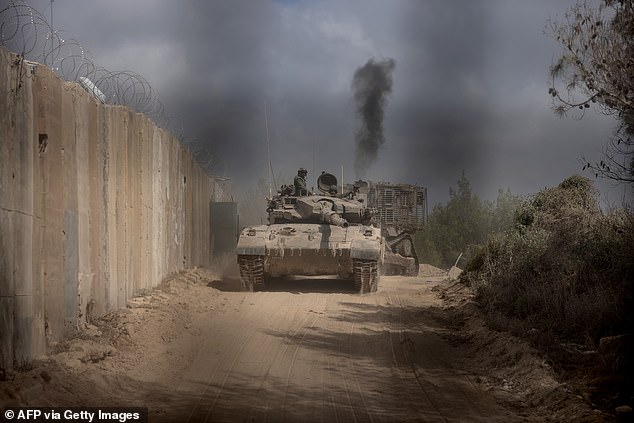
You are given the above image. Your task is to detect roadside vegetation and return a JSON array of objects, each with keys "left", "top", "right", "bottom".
[
  {"left": 459, "top": 175, "right": 632, "bottom": 347},
  {"left": 417, "top": 1, "right": 634, "bottom": 402},
  {"left": 420, "top": 172, "right": 632, "bottom": 412},
  {"left": 548, "top": 0, "right": 634, "bottom": 184},
  {"left": 414, "top": 172, "right": 521, "bottom": 269},
  {"left": 419, "top": 171, "right": 632, "bottom": 345}
]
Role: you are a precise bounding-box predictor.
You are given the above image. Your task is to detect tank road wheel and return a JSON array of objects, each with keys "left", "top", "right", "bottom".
[
  {"left": 353, "top": 259, "right": 379, "bottom": 294},
  {"left": 237, "top": 255, "right": 266, "bottom": 292}
]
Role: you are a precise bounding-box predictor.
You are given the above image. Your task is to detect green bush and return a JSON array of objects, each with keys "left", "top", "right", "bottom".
[
  {"left": 415, "top": 173, "right": 522, "bottom": 268},
  {"left": 462, "top": 175, "right": 633, "bottom": 346}
]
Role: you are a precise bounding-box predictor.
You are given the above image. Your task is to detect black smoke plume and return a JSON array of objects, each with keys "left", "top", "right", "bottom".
[{"left": 352, "top": 58, "right": 396, "bottom": 178}]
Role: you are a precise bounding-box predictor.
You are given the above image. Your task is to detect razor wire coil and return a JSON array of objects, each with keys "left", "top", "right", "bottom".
[{"left": 0, "top": 0, "right": 169, "bottom": 129}]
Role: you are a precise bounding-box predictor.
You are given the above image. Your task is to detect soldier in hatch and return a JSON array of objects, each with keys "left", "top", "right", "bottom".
[{"left": 294, "top": 168, "right": 308, "bottom": 196}]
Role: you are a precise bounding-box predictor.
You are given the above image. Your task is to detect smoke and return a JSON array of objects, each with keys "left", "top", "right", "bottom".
[{"left": 352, "top": 58, "right": 396, "bottom": 178}]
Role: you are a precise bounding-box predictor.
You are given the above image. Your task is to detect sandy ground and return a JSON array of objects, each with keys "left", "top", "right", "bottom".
[{"left": 0, "top": 265, "right": 612, "bottom": 422}]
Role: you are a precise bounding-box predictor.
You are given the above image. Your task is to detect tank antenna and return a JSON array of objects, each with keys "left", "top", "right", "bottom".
[
  {"left": 341, "top": 165, "right": 344, "bottom": 195},
  {"left": 264, "top": 102, "right": 274, "bottom": 199}
]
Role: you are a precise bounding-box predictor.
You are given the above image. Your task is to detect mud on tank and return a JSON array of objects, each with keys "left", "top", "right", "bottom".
[{"left": 236, "top": 172, "right": 383, "bottom": 293}]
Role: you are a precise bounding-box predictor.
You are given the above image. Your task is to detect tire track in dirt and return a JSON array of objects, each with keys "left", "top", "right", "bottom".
[
  {"left": 152, "top": 277, "right": 534, "bottom": 423},
  {"left": 345, "top": 296, "right": 374, "bottom": 423},
  {"left": 177, "top": 289, "right": 331, "bottom": 422},
  {"left": 1, "top": 270, "right": 609, "bottom": 423},
  {"left": 180, "top": 292, "right": 261, "bottom": 422},
  {"left": 387, "top": 280, "right": 521, "bottom": 422},
  {"left": 383, "top": 290, "right": 449, "bottom": 422},
  {"left": 260, "top": 293, "right": 327, "bottom": 421},
  {"left": 321, "top": 295, "right": 364, "bottom": 423}
]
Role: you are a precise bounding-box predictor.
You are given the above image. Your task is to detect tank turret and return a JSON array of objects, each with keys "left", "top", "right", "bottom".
[{"left": 266, "top": 172, "right": 375, "bottom": 226}]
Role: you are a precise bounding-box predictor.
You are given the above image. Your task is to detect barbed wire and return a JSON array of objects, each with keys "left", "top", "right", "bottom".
[{"left": 0, "top": 0, "right": 169, "bottom": 129}]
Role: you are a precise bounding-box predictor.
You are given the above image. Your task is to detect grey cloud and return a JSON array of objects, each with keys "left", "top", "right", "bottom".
[{"left": 17, "top": 0, "right": 628, "bottom": 205}]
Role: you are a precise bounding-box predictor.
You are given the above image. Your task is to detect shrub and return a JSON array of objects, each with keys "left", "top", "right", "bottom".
[
  {"left": 462, "top": 175, "right": 633, "bottom": 346},
  {"left": 415, "top": 173, "right": 522, "bottom": 269}
]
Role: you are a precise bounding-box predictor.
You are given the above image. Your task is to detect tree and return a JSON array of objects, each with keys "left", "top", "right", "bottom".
[
  {"left": 548, "top": 0, "right": 634, "bottom": 183},
  {"left": 490, "top": 188, "right": 523, "bottom": 233},
  {"left": 415, "top": 172, "right": 492, "bottom": 268}
]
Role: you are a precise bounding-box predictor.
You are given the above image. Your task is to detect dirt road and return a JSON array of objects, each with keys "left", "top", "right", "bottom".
[
  {"left": 1, "top": 268, "right": 607, "bottom": 422},
  {"left": 162, "top": 276, "right": 513, "bottom": 422}
]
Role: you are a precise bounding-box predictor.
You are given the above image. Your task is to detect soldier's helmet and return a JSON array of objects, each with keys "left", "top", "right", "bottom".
[{"left": 298, "top": 168, "right": 307, "bottom": 175}]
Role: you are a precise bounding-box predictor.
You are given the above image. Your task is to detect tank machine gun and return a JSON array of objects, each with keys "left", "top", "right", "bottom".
[{"left": 236, "top": 172, "right": 383, "bottom": 293}]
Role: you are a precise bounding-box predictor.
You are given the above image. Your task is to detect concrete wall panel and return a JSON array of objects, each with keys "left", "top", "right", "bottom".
[
  {"left": 0, "top": 50, "right": 16, "bottom": 367},
  {"left": 61, "top": 82, "right": 79, "bottom": 337},
  {"left": 37, "top": 61, "right": 65, "bottom": 346},
  {"left": 0, "top": 46, "right": 217, "bottom": 372},
  {"left": 73, "top": 85, "right": 93, "bottom": 326},
  {"left": 86, "top": 91, "right": 104, "bottom": 320},
  {"left": 0, "top": 50, "right": 37, "bottom": 366}
]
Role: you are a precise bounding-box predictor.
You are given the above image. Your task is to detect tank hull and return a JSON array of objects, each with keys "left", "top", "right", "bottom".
[{"left": 236, "top": 223, "right": 382, "bottom": 292}]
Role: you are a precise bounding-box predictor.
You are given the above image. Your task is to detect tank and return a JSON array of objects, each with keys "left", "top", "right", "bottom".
[
  {"left": 236, "top": 172, "right": 383, "bottom": 293},
  {"left": 351, "top": 180, "right": 427, "bottom": 276}
]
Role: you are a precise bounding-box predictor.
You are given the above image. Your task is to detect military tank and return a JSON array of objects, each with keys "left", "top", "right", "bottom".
[
  {"left": 236, "top": 172, "right": 383, "bottom": 293},
  {"left": 352, "top": 180, "right": 426, "bottom": 276}
]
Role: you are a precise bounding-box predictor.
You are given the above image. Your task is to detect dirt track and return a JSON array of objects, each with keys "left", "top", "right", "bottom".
[
  {"left": 0, "top": 268, "right": 608, "bottom": 422},
  {"left": 164, "top": 276, "right": 514, "bottom": 422}
]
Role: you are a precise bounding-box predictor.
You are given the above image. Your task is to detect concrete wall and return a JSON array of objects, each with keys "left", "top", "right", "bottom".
[{"left": 0, "top": 47, "right": 217, "bottom": 372}]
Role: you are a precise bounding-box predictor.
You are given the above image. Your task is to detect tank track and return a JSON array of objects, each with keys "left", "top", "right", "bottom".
[
  {"left": 353, "top": 259, "right": 378, "bottom": 294},
  {"left": 237, "top": 255, "right": 266, "bottom": 292}
]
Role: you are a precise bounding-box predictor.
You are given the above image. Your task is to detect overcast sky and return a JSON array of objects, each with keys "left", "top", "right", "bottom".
[{"left": 17, "top": 0, "right": 632, "bottom": 207}]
